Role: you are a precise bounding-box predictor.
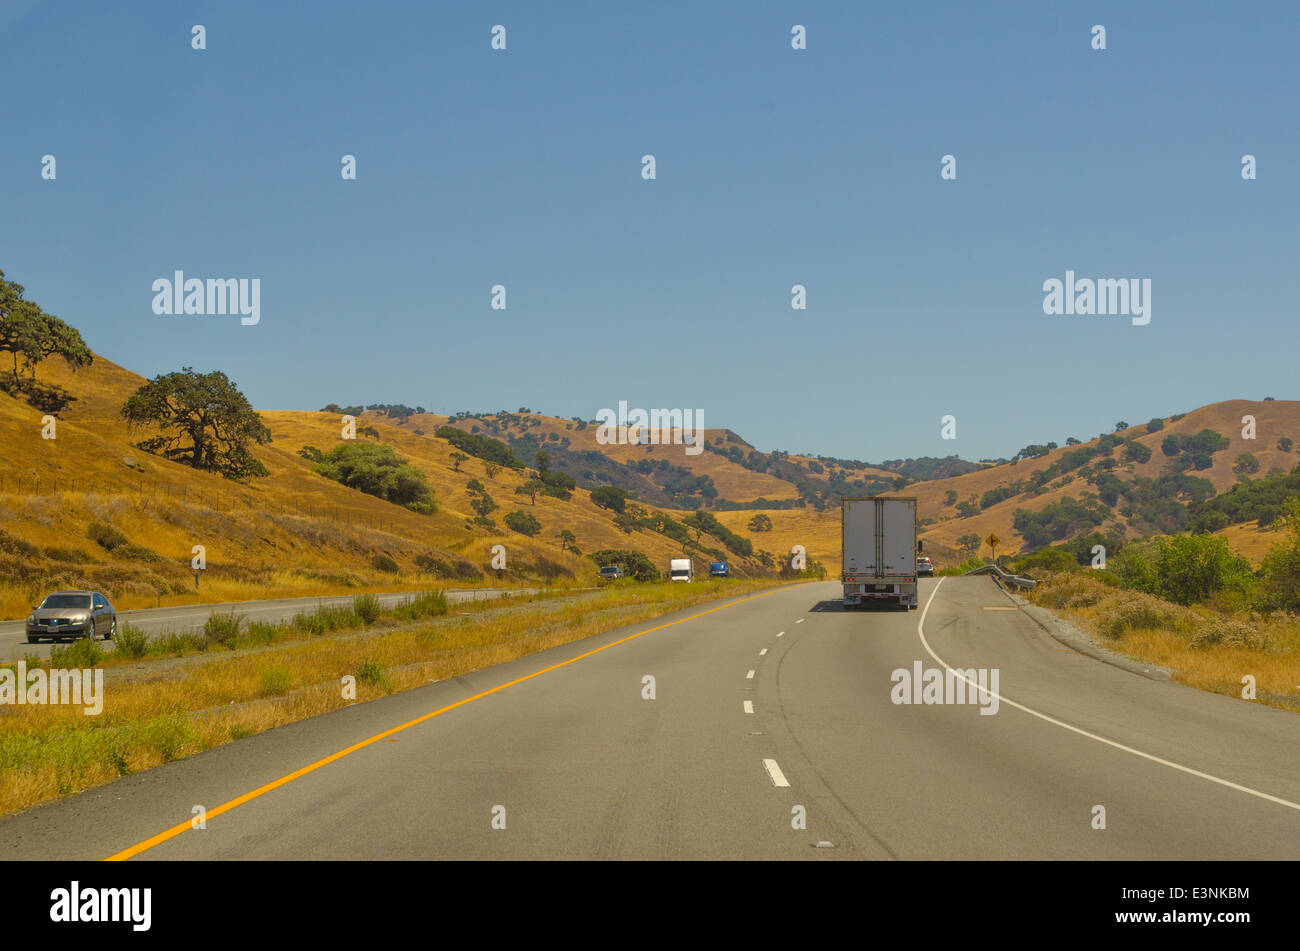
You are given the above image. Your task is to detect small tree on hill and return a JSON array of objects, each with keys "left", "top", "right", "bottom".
[
  {"left": 516, "top": 479, "right": 544, "bottom": 505},
  {"left": 1233, "top": 453, "right": 1260, "bottom": 476}
]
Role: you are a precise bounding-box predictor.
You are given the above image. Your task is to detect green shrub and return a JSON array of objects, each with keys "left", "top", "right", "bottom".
[
  {"left": 149, "top": 631, "right": 209, "bottom": 657},
  {"left": 1091, "top": 569, "right": 1123, "bottom": 588},
  {"left": 415, "top": 552, "right": 483, "bottom": 580},
  {"left": 87, "top": 522, "right": 128, "bottom": 551},
  {"left": 1111, "top": 544, "right": 1158, "bottom": 593},
  {"left": 141, "top": 711, "right": 197, "bottom": 762},
  {"left": 246, "top": 620, "right": 283, "bottom": 645},
  {"left": 50, "top": 636, "right": 105, "bottom": 667},
  {"left": 1032, "top": 574, "right": 1094, "bottom": 610},
  {"left": 355, "top": 658, "right": 394, "bottom": 693},
  {"left": 370, "top": 554, "right": 400, "bottom": 573},
  {"left": 353, "top": 593, "right": 382, "bottom": 623},
  {"left": 113, "top": 622, "right": 149, "bottom": 659},
  {"left": 258, "top": 666, "right": 292, "bottom": 696},
  {"left": 292, "top": 604, "right": 360, "bottom": 635},
  {"left": 42, "top": 546, "right": 91, "bottom": 563},
  {"left": 1093, "top": 593, "right": 1188, "bottom": 639},
  {"left": 504, "top": 510, "right": 542, "bottom": 536},
  {"left": 1152, "top": 534, "right": 1254, "bottom": 605},
  {"left": 312, "top": 442, "right": 437, "bottom": 513},
  {"left": 1189, "top": 617, "right": 1270, "bottom": 651},
  {"left": 203, "top": 610, "right": 244, "bottom": 648},
  {"left": 115, "top": 543, "right": 164, "bottom": 563},
  {"left": 393, "top": 590, "right": 448, "bottom": 621}
]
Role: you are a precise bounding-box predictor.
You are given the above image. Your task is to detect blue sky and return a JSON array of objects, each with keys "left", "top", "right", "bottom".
[{"left": 2, "top": 1, "right": 1297, "bottom": 462}]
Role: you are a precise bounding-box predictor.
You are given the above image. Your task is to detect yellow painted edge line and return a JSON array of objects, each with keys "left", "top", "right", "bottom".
[{"left": 105, "top": 584, "right": 794, "bottom": 861}]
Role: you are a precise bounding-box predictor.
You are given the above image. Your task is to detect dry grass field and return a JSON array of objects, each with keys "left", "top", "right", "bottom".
[{"left": 1026, "top": 570, "right": 1300, "bottom": 713}]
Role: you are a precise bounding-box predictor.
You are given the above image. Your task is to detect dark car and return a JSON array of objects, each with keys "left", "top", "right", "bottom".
[
  {"left": 26, "top": 591, "right": 116, "bottom": 643},
  {"left": 598, "top": 565, "right": 625, "bottom": 581},
  {"left": 709, "top": 561, "right": 729, "bottom": 578}
]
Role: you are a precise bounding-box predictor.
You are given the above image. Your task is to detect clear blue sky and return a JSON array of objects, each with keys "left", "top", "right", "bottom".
[{"left": 2, "top": 1, "right": 1296, "bottom": 462}]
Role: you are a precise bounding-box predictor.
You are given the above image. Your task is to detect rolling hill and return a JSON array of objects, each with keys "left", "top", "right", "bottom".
[{"left": 1, "top": 327, "right": 1296, "bottom": 621}]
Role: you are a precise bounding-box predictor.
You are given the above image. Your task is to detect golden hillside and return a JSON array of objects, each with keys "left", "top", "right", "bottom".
[
  {"left": 3, "top": 337, "right": 1293, "bottom": 616},
  {"left": 0, "top": 356, "right": 764, "bottom": 618},
  {"left": 717, "top": 401, "right": 1300, "bottom": 572}
]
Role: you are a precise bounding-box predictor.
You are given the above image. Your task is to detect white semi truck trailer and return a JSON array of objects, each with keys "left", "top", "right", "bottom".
[{"left": 841, "top": 496, "right": 920, "bottom": 609}]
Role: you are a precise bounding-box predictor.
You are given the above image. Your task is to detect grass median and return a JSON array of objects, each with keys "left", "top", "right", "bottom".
[{"left": 0, "top": 578, "right": 788, "bottom": 817}]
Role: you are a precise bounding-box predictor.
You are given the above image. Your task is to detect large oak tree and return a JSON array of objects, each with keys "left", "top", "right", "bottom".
[{"left": 121, "top": 368, "right": 272, "bottom": 480}]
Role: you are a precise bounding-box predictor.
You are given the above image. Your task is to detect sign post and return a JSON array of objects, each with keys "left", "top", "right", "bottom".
[{"left": 985, "top": 533, "right": 1000, "bottom": 564}]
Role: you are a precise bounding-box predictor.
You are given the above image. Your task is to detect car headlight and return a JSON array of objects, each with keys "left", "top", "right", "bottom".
[
  {"left": 27, "top": 614, "right": 36, "bottom": 625},
  {"left": 70, "top": 615, "right": 86, "bottom": 623}
]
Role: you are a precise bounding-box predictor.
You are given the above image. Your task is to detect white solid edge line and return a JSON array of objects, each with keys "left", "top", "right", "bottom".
[
  {"left": 747, "top": 670, "right": 755, "bottom": 679},
  {"left": 763, "top": 758, "right": 790, "bottom": 787},
  {"left": 918, "top": 578, "right": 1300, "bottom": 814},
  {"left": 743, "top": 700, "right": 754, "bottom": 714}
]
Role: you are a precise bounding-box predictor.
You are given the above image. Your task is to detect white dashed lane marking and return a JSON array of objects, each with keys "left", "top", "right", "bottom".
[{"left": 763, "top": 759, "right": 790, "bottom": 787}]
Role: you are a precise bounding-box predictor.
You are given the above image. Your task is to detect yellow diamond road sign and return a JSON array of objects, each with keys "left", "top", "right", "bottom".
[{"left": 986, "top": 533, "right": 1000, "bottom": 549}]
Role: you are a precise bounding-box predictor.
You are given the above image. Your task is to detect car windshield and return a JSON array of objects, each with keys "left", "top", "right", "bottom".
[
  {"left": 41, "top": 594, "right": 91, "bottom": 609},
  {"left": 600, "top": 568, "right": 618, "bottom": 576}
]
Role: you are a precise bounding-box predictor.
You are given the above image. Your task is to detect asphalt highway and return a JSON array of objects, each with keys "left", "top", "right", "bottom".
[{"left": 4, "top": 577, "right": 1298, "bottom": 859}]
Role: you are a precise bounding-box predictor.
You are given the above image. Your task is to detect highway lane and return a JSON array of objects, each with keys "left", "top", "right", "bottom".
[
  {"left": 0, "top": 587, "right": 538, "bottom": 660},
  {"left": 3, "top": 577, "right": 1299, "bottom": 860}
]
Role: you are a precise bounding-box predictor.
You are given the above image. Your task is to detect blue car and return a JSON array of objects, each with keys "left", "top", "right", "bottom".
[{"left": 709, "top": 561, "right": 729, "bottom": 578}]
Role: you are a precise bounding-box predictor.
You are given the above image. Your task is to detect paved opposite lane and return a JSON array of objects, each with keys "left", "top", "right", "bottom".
[
  {"left": 3, "top": 577, "right": 1298, "bottom": 859},
  {"left": 0, "top": 587, "right": 537, "bottom": 660}
]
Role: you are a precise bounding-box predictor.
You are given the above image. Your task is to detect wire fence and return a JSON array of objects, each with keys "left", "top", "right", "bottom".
[{"left": 0, "top": 471, "right": 408, "bottom": 536}]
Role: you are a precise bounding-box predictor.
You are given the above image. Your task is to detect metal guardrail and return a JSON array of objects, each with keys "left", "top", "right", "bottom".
[{"left": 963, "top": 564, "right": 1038, "bottom": 590}]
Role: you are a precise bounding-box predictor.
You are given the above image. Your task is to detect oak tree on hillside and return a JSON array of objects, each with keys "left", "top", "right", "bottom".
[
  {"left": 121, "top": 368, "right": 272, "bottom": 480},
  {"left": 0, "top": 268, "right": 92, "bottom": 410}
]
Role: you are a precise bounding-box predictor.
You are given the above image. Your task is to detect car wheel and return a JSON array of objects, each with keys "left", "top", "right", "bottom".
[
  {"left": 26, "top": 635, "right": 38, "bottom": 644},
  {"left": 105, "top": 617, "right": 115, "bottom": 640}
]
